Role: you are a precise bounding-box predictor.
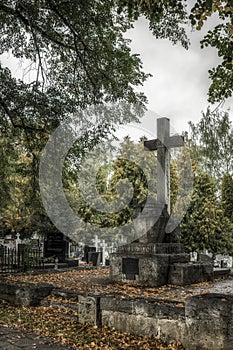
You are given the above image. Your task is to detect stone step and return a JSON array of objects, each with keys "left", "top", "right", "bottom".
[
  {"left": 41, "top": 295, "right": 80, "bottom": 321},
  {"left": 41, "top": 289, "right": 100, "bottom": 326}
]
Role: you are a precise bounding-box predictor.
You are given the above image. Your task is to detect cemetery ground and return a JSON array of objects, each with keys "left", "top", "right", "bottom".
[{"left": 0, "top": 267, "right": 232, "bottom": 349}]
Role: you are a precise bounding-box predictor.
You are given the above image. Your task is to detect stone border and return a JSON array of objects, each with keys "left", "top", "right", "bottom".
[
  {"left": 0, "top": 281, "right": 232, "bottom": 349},
  {"left": 0, "top": 280, "right": 54, "bottom": 306}
]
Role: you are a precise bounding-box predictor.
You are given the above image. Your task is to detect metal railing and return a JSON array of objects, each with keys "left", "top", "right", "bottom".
[{"left": 0, "top": 245, "right": 44, "bottom": 274}]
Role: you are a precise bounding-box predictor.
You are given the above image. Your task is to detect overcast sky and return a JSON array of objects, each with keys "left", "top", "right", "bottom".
[{"left": 124, "top": 17, "right": 233, "bottom": 136}]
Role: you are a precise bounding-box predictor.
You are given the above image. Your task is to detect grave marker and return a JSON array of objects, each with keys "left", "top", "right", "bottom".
[
  {"left": 144, "top": 117, "right": 184, "bottom": 213},
  {"left": 110, "top": 117, "right": 213, "bottom": 287}
]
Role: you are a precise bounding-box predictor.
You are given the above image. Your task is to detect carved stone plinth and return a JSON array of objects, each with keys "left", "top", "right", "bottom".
[
  {"left": 110, "top": 242, "right": 190, "bottom": 287},
  {"left": 110, "top": 200, "right": 213, "bottom": 287}
]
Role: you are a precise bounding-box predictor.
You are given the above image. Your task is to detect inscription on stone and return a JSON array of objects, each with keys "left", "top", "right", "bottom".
[{"left": 122, "top": 258, "right": 139, "bottom": 281}]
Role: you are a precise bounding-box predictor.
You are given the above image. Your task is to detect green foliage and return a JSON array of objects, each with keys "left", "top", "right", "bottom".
[
  {"left": 181, "top": 172, "right": 233, "bottom": 254},
  {"left": 0, "top": 1, "right": 151, "bottom": 163},
  {"left": 170, "top": 160, "right": 179, "bottom": 212},
  {"left": 189, "top": 0, "right": 233, "bottom": 103},
  {"left": 117, "top": 0, "right": 189, "bottom": 48},
  {"left": 65, "top": 136, "right": 157, "bottom": 244},
  {"left": 0, "top": 0, "right": 231, "bottom": 136},
  {"left": 171, "top": 145, "right": 194, "bottom": 221},
  {"left": 0, "top": 124, "right": 57, "bottom": 238},
  {"left": 222, "top": 173, "right": 233, "bottom": 222},
  {"left": 188, "top": 108, "right": 233, "bottom": 179},
  {"left": 0, "top": 0, "right": 232, "bottom": 239},
  {"left": 65, "top": 136, "right": 190, "bottom": 244}
]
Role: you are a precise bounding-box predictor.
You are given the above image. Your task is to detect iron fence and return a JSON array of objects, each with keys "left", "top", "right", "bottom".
[{"left": 0, "top": 245, "right": 44, "bottom": 274}]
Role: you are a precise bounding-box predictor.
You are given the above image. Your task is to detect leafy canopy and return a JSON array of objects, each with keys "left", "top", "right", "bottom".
[
  {"left": 188, "top": 108, "right": 233, "bottom": 179},
  {"left": 0, "top": 0, "right": 231, "bottom": 137}
]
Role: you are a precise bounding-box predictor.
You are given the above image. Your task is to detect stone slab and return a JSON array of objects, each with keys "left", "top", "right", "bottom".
[
  {"left": 0, "top": 281, "right": 54, "bottom": 306},
  {"left": 116, "top": 243, "right": 184, "bottom": 255},
  {"left": 168, "top": 263, "right": 213, "bottom": 285}
]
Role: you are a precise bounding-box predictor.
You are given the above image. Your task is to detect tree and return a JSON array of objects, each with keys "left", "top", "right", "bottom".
[
  {"left": 0, "top": 128, "right": 14, "bottom": 213},
  {"left": 171, "top": 144, "right": 194, "bottom": 223},
  {"left": 188, "top": 108, "right": 233, "bottom": 180},
  {"left": 0, "top": 1, "right": 148, "bottom": 135},
  {"left": 222, "top": 173, "right": 233, "bottom": 222},
  {"left": 64, "top": 136, "right": 157, "bottom": 244},
  {"left": 189, "top": 0, "right": 233, "bottom": 103},
  {"left": 0, "top": 1, "right": 232, "bottom": 239},
  {"left": 0, "top": 0, "right": 231, "bottom": 137},
  {"left": 180, "top": 172, "right": 233, "bottom": 254},
  {"left": 64, "top": 136, "right": 182, "bottom": 244}
]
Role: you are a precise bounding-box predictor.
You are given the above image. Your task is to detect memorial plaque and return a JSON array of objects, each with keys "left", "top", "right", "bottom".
[{"left": 122, "top": 258, "right": 139, "bottom": 280}]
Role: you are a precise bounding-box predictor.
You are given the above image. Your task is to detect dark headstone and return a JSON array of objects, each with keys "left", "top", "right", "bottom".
[
  {"left": 89, "top": 252, "right": 102, "bottom": 266},
  {"left": 44, "top": 232, "right": 69, "bottom": 262},
  {"left": 84, "top": 246, "right": 96, "bottom": 264}
]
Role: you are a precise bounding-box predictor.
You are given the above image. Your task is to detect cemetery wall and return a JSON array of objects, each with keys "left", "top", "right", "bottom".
[
  {"left": 0, "top": 282, "right": 232, "bottom": 349},
  {"left": 100, "top": 297, "right": 185, "bottom": 344},
  {"left": 0, "top": 280, "right": 53, "bottom": 306}
]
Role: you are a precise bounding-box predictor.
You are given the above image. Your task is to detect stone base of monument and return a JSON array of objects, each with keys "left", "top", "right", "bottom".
[
  {"left": 168, "top": 262, "right": 213, "bottom": 285},
  {"left": 110, "top": 201, "right": 214, "bottom": 287},
  {"left": 110, "top": 243, "right": 213, "bottom": 286}
]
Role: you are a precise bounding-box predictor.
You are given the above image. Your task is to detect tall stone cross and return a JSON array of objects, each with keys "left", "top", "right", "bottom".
[{"left": 144, "top": 117, "right": 184, "bottom": 214}]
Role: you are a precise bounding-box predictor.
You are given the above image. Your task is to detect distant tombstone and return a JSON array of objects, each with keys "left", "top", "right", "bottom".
[
  {"left": 15, "top": 233, "right": 21, "bottom": 251},
  {"left": 84, "top": 245, "right": 96, "bottom": 264},
  {"left": 198, "top": 253, "right": 212, "bottom": 264},
  {"left": 44, "top": 232, "right": 69, "bottom": 262},
  {"left": 89, "top": 251, "right": 102, "bottom": 266}
]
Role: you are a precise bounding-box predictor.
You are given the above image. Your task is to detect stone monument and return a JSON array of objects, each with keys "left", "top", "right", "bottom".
[{"left": 110, "top": 117, "right": 213, "bottom": 286}]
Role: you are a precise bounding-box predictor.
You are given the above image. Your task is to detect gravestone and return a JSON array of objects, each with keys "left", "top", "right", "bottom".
[
  {"left": 84, "top": 245, "right": 96, "bottom": 264},
  {"left": 110, "top": 117, "right": 213, "bottom": 286},
  {"left": 89, "top": 251, "right": 102, "bottom": 266},
  {"left": 44, "top": 232, "right": 69, "bottom": 262}
]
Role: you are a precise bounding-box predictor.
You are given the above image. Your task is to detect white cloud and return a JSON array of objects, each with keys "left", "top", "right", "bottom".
[{"left": 126, "top": 18, "right": 233, "bottom": 133}]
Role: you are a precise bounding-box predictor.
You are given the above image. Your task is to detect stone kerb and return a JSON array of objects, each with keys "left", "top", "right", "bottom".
[
  {"left": 0, "top": 280, "right": 53, "bottom": 306},
  {"left": 168, "top": 262, "right": 214, "bottom": 285},
  {"left": 184, "top": 293, "right": 233, "bottom": 350},
  {"left": 0, "top": 279, "right": 232, "bottom": 349},
  {"left": 76, "top": 294, "right": 101, "bottom": 326},
  {"left": 100, "top": 296, "right": 185, "bottom": 343},
  {"left": 47, "top": 288, "right": 102, "bottom": 326}
]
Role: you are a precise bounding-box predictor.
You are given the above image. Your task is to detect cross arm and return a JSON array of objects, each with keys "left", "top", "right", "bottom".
[
  {"left": 165, "top": 135, "right": 184, "bottom": 148},
  {"left": 144, "top": 135, "right": 184, "bottom": 151},
  {"left": 144, "top": 139, "right": 162, "bottom": 151}
]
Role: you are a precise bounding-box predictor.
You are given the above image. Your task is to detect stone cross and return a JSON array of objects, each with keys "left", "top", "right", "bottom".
[
  {"left": 100, "top": 239, "right": 107, "bottom": 266},
  {"left": 94, "top": 235, "right": 101, "bottom": 251},
  {"left": 15, "top": 233, "right": 21, "bottom": 252},
  {"left": 144, "top": 117, "right": 184, "bottom": 214}
]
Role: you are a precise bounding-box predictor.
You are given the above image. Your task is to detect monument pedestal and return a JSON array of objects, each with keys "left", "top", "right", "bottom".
[
  {"left": 110, "top": 118, "right": 213, "bottom": 287},
  {"left": 110, "top": 242, "right": 189, "bottom": 286},
  {"left": 110, "top": 241, "right": 213, "bottom": 286},
  {"left": 110, "top": 201, "right": 213, "bottom": 287}
]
